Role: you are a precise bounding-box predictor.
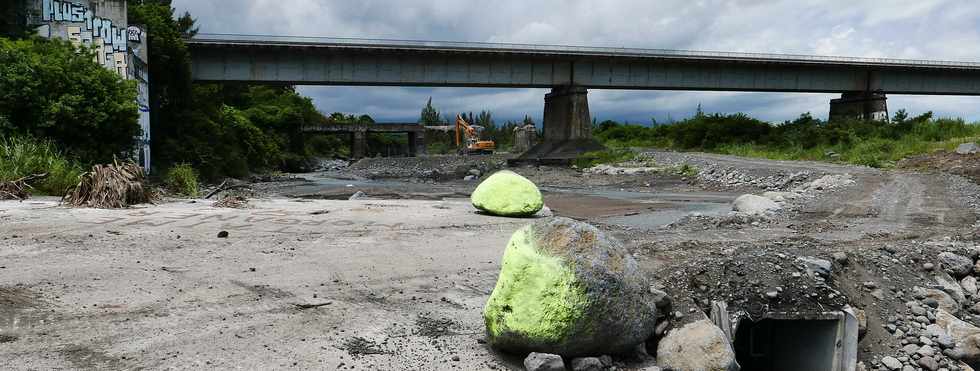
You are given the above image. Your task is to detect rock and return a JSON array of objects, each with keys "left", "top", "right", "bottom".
[
  {"left": 657, "top": 320, "right": 737, "bottom": 371},
  {"left": 649, "top": 287, "right": 673, "bottom": 314},
  {"left": 471, "top": 170, "right": 544, "bottom": 217},
  {"left": 904, "top": 344, "right": 920, "bottom": 354},
  {"left": 484, "top": 218, "right": 657, "bottom": 357},
  {"left": 925, "top": 262, "right": 936, "bottom": 271},
  {"left": 919, "top": 356, "right": 940, "bottom": 371},
  {"left": 799, "top": 257, "right": 833, "bottom": 278},
  {"left": 524, "top": 352, "right": 565, "bottom": 371},
  {"left": 882, "top": 356, "right": 903, "bottom": 370},
  {"left": 936, "top": 310, "right": 980, "bottom": 364},
  {"left": 570, "top": 357, "right": 603, "bottom": 371},
  {"left": 468, "top": 168, "right": 483, "bottom": 177},
  {"left": 956, "top": 142, "right": 980, "bottom": 155},
  {"left": 918, "top": 286, "right": 962, "bottom": 313},
  {"left": 536, "top": 205, "right": 554, "bottom": 218},
  {"left": 918, "top": 345, "right": 937, "bottom": 356},
  {"left": 217, "top": 231, "right": 229, "bottom": 238},
  {"left": 732, "top": 194, "right": 781, "bottom": 215},
  {"left": 964, "top": 276, "right": 979, "bottom": 297},
  {"left": 804, "top": 174, "right": 855, "bottom": 191},
  {"left": 348, "top": 191, "right": 367, "bottom": 200},
  {"left": 937, "top": 271, "right": 969, "bottom": 304},
  {"left": 598, "top": 355, "right": 613, "bottom": 367},
  {"left": 833, "top": 252, "right": 849, "bottom": 264},
  {"left": 464, "top": 175, "right": 477, "bottom": 181},
  {"left": 940, "top": 252, "right": 975, "bottom": 278}
]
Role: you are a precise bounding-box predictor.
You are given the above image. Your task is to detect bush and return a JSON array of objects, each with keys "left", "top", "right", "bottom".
[
  {"left": 0, "top": 136, "right": 83, "bottom": 195},
  {"left": 164, "top": 163, "right": 199, "bottom": 196},
  {"left": 0, "top": 37, "right": 139, "bottom": 164}
]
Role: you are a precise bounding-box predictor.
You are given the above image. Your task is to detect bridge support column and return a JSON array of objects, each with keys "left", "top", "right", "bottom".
[
  {"left": 514, "top": 85, "right": 604, "bottom": 164},
  {"left": 351, "top": 131, "right": 367, "bottom": 159},
  {"left": 408, "top": 132, "right": 426, "bottom": 157},
  {"left": 830, "top": 91, "right": 888, "bottom": 122}
]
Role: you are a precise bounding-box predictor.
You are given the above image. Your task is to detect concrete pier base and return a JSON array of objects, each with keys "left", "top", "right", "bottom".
[
  {"left": 515, "top": 86, "right": 605, "bottom": 164},
  {"left": 351, "top": 131, "right": 367, "bottom": 159},
  {"left": 829, "top": 91, "right": 888, "bottom": 122}
]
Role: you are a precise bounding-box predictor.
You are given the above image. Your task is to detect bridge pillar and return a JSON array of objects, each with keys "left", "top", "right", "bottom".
[
  {"left": 830, "top": 91, "right": 888, "bottom": 122},
  {"left": 351, "top": 131, "right": 367, "bottom": 159},
  {"left": 515, "top": 85, "right": 604, "bottom": 164},
  {"left": 408, "top": 132, "right": 426, "bottom": 157}
]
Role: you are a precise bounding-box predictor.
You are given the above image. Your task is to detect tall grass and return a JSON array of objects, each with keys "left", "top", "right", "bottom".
[
  {"left": 0, "top": 136, "right": 83, "bottom": 195},
  {"left": 594, "top": 113, "right": 980, "bottom": 168},
  {"left": 164, "top": 163, "right": 200, "bottom": 197}
]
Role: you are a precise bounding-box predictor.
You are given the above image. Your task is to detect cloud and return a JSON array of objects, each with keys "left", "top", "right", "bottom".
[{"left": 174, "top": 0, "right": 980, "bottom": 123}]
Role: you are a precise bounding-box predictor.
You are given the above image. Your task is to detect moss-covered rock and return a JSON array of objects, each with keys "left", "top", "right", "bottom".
[
  {"left": 483, "top": 217, "right": 657, "bottom": 357},
  {"left": 471, "top": 170, "right": 543, "bottom": 217}
]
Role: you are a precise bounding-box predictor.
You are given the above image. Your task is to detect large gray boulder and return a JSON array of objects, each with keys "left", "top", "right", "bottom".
[
  {"left": 484, "top": 217, "right": 657, "bottom": 357},
  {"left": 732, "top": 194, "right": 781, "bottom": 215},
  {"left": 956, "top": 142, "right": 980, "bottom": 155},
  {"left": 935, "top": 310, "right": 980, "bottom": 366},
  {"left": 657, "top": 320, "right": 738, "bottom": 371},
  {"left": 939, "top": 252, "right": 974, "bottom": 278}
]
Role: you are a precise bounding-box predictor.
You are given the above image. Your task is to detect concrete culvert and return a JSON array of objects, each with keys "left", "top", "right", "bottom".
[{"left": 732, "top": 312, "right": 857, "bottom": 371}]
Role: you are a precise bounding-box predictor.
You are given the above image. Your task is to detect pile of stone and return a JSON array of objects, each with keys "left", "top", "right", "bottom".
[
  {"left": 349, "top": 155, "right": 507, "bottom": 180},
  {"left": 870, "top": 249, "right": 980, "bottom": 371},
  {"left": 315, "top": 159, "right": 350, "bottom": 172},
  {"left": 731, "top": 174, "right": 856, "bottom": 216},
  {"left": 583, "top": 164, "right": 661, "bottom": 176}
]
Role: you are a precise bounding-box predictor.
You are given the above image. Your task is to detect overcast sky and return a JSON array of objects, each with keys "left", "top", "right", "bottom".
[{"left": 172, "top": 0, "right": 980, "bottom": 124}]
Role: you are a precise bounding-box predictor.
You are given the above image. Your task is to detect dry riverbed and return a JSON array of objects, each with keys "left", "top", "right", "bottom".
[{"left": 2, "top": 149, "right": 980, "bottom": 370}]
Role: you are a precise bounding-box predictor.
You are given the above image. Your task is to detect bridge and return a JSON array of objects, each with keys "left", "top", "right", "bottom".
[
  {"left": 303, "top": 123, "right": 426, "bottom": 159},
  {"left": 186, "top": 33, "right": 980, "bottom": 160}
]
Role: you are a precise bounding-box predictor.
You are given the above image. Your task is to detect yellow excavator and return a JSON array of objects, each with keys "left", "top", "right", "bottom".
[{"left": 455, "top": 114, "right": 496, "bottom": 155}]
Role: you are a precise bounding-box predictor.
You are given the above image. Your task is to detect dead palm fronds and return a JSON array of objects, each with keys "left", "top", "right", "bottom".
[
  {"left": 0, "top": 174, "right": 45, "bottom": 201},
  {"left": 62, "top": 161, "right": 155, "bottom": 208}
]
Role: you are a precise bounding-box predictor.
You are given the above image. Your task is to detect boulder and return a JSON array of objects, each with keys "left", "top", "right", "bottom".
[
  {"left": 964, "top": 276, "right": 979, "bottom": 297},
  {"left": 484, "top": 218, "right": 657, "bottom": 357},
  {"left": 881, "top": 356, "right": 902, "bottom": 370},
  {"left": 936, "top": 271, "right": 968, "bottom": 305},
  {"left": 471, "top": 170, "right": 544, "bottom": 217},
  {"left": 524, "top": 352, "right": 565, "bottom": 371},
  {"left": 940, "top": 252, "right": 975, "bottom": 278},
  {"left": 957, "top": 142, "right": 980, "bottom": 155},
  {"left": 920, "top": 288, "right": 959, "bottom": 313},
  {"left": 732, "top": 194, "right": 781, "bottom": 215},
  {"left": 657, "top": 320, "right": 738, "bottom": 371},
  {"left": 936, "top": 310, "right": 980, "bottom": 365}
]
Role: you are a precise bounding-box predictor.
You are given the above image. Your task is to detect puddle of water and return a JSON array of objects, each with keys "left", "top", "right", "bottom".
[{"left": 283, "top": 176, "right": 736, "bottom": 229}]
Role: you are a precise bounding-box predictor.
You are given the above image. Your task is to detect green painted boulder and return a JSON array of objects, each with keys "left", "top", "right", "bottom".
[
  {"left": 483, "top": 217, "right": 657, "bottom": 357},
  {"left": 471, "top": 170, "right": 543, "bottom": 217}
]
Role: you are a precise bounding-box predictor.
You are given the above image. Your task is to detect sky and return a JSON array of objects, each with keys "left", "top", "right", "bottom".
[{"left": 172, "top": 0, "right": 980, "bottom": 124}]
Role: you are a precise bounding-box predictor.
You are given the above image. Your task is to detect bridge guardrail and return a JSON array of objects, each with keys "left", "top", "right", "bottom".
[{"left": 188, "top": 33, "right": 980, "bottom": 69}]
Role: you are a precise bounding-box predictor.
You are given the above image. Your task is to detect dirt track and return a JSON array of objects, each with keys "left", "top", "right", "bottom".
[{"left": 2, "top": 150, "right": 979, "bottom": 370}]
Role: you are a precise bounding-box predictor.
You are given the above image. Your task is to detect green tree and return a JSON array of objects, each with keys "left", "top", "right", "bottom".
[
  {"left": 418, "top": 97, "right": 441, "bottom": 125},
  {"left": 0, "top": 38, "right": 139, "bottom": 163}
]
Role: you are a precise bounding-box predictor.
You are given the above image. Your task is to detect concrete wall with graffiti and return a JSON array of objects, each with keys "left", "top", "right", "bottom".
[{"left": 26, "top": 0, "right": 152, "bottom": 170}]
